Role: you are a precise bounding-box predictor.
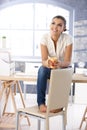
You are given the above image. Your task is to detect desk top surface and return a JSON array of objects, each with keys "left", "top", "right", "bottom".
[
  {"left": 72, "top": 73, "right": 87, "bottom": 83},
  {"left": 0, "top": 73, "right": 37, "bottom": 81},
  {"left": 0, "top": 73, "right": 87, "bottom": 83}
]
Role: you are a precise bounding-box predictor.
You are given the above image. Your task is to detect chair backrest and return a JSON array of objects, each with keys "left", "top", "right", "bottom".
[{"left": 47, "top": 68, "right": 73, "bottom": 112}]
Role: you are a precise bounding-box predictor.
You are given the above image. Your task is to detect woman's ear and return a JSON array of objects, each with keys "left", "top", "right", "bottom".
[{"left": 64, "top": 26, "right": 67, "bottom": 31}]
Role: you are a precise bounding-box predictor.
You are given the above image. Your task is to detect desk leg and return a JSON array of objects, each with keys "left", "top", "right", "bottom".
[
  {"left": 79, "top": 107, "right": 87, "bottom": 129},
  {"left": 16, "top": 81, "right": 25, "bottom": 108},
  {"left": 0, "top": 84, "right": 5, "bottom": 100},
  {"left": 2, "top": 86, "right": 10, "bottom": 115},
  {"left": 2, "top": 81, "right": 17, "bottom": 114},
  {"left": 0, "top": 84, "right": 6, "bottom": 117},
  {"left": 16, "top": 81, "right": 30, "bottom": 126},
  {"left": 10, "top": 88, "right": 17, "bottom": 112},
  {"left": 85, "top": 122, "right": 87, "bottom": 130},
  {"left": 0, "top": 80, "right": 30, "bottom": 129},
  {"left": 0, "top": 82, "right": 12, "bottom": 116}
]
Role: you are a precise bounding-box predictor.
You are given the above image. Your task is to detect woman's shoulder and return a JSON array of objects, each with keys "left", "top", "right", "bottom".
[
  {"left": 61, "top": 33, "right": 73, "bottom": 41},
  {"left": 61, "top": 33, "right": 73, "bottom": 45},
  {"left": 61, "top": 33, "right": 72, "bottom": 38},
  {"left": 40, "top": 33, "right": 50, "bottom": 45}
]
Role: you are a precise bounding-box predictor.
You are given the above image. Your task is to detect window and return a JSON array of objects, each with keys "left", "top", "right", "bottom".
[{"left": 0, "top": 2, "right": 74, "bottom": 60}]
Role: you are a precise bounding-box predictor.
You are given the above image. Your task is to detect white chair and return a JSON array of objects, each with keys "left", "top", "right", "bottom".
[{"left": 16, "top": 68, "right": 73, "bottom": 130}]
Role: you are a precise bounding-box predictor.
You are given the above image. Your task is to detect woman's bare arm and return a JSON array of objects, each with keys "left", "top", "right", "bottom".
[
  {"left": 59, "top": 44, "right": 72, "bottom": 68},
  {"left": 40, "top": 44, "right": 49, "bottom": 67}
]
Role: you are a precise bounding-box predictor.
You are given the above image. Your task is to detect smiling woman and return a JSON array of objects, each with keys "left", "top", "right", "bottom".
[{"left": 0, "top": 2, "right": 73, "bottom": 60}]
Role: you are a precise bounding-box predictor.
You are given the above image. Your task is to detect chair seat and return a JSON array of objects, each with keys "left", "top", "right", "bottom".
[{"left": 18, "top": 106, "right": 64, "bottom": 119}]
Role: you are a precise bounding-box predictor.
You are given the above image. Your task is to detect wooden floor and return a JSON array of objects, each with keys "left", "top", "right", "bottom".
[{"left": 0, "top": 93, "right": 87, "bottom": 130}]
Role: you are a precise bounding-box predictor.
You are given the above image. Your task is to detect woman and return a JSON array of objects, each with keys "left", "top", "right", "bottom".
[{"left": 37, "top": 15, "right": 73, "bottom": 112}]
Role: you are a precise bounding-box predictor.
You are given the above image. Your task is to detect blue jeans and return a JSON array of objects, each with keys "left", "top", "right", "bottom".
[{"left": 37, "top": 66, "right": 51, "bottom": 106}]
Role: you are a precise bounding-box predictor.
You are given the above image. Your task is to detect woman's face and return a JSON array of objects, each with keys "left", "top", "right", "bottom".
[{"left": 50, "top": 18, "right": 65, "bottom": 37}]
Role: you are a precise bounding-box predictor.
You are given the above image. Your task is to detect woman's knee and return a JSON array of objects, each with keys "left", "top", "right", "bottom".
[{"left": 38, "top": 66, "right": 49, "bottom": 77}]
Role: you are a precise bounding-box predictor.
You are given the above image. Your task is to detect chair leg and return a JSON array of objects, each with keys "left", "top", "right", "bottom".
[
  {"left": 16, "top": 111, "right": 20, "bottom": 130},
  {"left": 62, "top": 115, "right": 66, "bottom": 130},
  {"left": 85, "top": 123, "right": 87, "bottom": 130},
  {"left": 37, "top": 119, "right": 41, "bottom": 130},
  {"left": 45, "top": 118, "right": 49, "bottom": 130}
]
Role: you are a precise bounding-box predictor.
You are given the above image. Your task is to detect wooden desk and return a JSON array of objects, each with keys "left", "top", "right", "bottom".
[{"left": 0, "top": 73, "right": 37, "bottom": 82}]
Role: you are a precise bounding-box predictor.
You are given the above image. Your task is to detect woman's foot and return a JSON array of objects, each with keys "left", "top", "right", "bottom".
[
  {"left": 50, "top": 108, "right": 63, "bottom": 113},
  {"left": 39, "top": 104, "right": 47, "bottom": 112}
]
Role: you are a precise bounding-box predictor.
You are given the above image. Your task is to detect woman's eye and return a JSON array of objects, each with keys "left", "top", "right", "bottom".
[
  {"left": 57, "top": 24, "right": 62, "bottom": 27},
  {"left": 51, "top": 22, "right": 63, "bottom": 27},
  {"left": 51, "top": 22, "right": 55, "bottom": 25}
]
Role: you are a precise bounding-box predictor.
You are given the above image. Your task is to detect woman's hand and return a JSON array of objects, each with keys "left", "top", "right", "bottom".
[{"left": 48, "top": 57, "right": 59, "bottom": 69}]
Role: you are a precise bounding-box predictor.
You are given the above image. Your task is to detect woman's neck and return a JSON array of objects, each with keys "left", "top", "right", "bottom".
[{"left": 51, "top": 35, "right": 59, "bottom": 44}]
